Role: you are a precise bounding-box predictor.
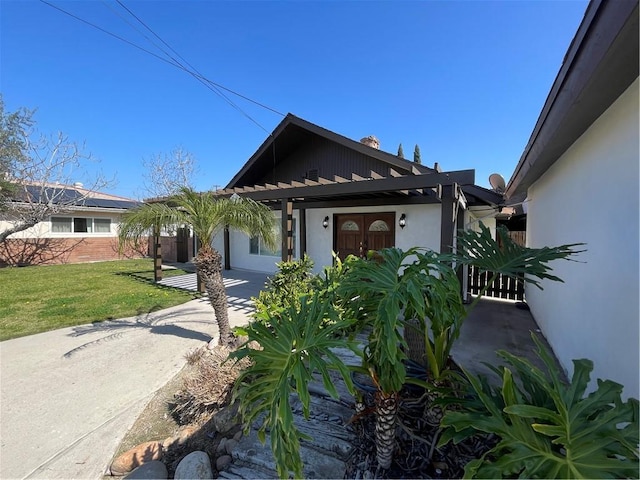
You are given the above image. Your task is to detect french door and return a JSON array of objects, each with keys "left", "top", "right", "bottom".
[{"left": 334, "top": 213, "right": 395, "bottom": 260}]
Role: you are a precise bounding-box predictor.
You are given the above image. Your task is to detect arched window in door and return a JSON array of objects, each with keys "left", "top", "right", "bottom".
[
  {"left": 368, "top": 220, "right": 390, "bottom": 232},
  {"left": 341, "top": 220, "right": 360, "bottom": 231}
]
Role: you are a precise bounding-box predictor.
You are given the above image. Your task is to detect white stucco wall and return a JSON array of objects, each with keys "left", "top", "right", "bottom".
[
  {"left": 525, "top": 78, "right": 639, "bottom": 399},
  {"left": 466, "top": 207, "right": 497, "bottom": 238},
  {"left": 306, "top": 203, "right": 442, "bottom": 274},
  {"left": 222, "top": 203, "right": 442, "bottom": 274},
  {"left": 0, "top": 211, "right": 122, "bottom": 239}
]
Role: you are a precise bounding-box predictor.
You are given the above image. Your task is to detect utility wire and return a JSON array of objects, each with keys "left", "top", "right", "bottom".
[
  {"left": 115, "top": 0, "right": 272, "bottom": 114},
  {"left": 39, "top": 0, "right": 283, "bottom": 134},
  {"left": 98, "top": 0, "right": 236, "bottom": 117},
  {"left": 109, "top": 0, "right": 275, "bottom": 134}
]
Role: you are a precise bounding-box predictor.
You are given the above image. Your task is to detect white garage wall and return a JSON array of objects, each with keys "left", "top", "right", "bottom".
[{"left": 525, "top": 78, "right": 639, "bottom": 399}]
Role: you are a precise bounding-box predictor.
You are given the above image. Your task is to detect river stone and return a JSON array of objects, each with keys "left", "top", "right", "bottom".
[
  {"left": 162, "top": 436, "right": 176, "bottom": 450},
  {"left": 174, "top": 451, "right": 213, "bottom": 479},
  {"left": 213, "top": 404, "right": 239, "bottom": 433},
  {"left": 224, "top": 439, "right": 238, "bottom": 455},
  {"left": 110, "top": 441, "right": 163, "bottom": 475},
  {"left": 216, "top": 455, "right": 232, "bottom": 471},
  {"left": 216, "top": 437, "right": 227, "bottom": 454},
  {"left": 123, "top": 460, "right": 168, "bottom": 479},
  {"left": 233, "top": 430, "right": 243, "bottom": 442},
  {"left": 177, "top": 426, "right": 197, "bottom": 445}
]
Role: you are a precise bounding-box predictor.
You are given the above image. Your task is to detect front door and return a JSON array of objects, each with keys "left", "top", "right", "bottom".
[{"left": 334, "top": 213, "right": 395, "bottom": 260}]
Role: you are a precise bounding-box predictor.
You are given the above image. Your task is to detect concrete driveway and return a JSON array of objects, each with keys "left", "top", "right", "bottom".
[
  {"left": 1, "top": 266, "right": 558, "bottom": 480},
  {"left": 0, "top": 270, "right": 267, "bottom": 480}
]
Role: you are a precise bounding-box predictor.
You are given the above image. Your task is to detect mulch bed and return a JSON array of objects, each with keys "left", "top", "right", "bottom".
[{"left": 344, "top": 383, "right": 495, "bottom": 479}]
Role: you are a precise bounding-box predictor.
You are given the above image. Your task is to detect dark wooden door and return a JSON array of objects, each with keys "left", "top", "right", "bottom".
[
  {"left": 335, "top": 213, "right": 395, "bottom": 260},
  {"left": 176, "top": 227, "right": 190, "bottom": 263}
]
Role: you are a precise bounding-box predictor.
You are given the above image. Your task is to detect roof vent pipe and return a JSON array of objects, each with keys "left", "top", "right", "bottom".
[{"left": 360, "top": 135, "right": 380, "bottom": 149}]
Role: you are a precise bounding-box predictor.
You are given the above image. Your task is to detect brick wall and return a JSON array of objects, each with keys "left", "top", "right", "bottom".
[{"left": 0, "top": 237, "right": 148, "bottom": 266}]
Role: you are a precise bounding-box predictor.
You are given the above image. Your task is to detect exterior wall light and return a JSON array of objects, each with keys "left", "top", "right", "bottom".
[
  {"left": 399, "top": 213, "right": 407, "bottom": 229},
  {"left": 322, "top": 216, "right": 329, "bottom": 229}
]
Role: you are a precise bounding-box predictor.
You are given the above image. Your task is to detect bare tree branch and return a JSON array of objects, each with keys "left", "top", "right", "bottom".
[
  {"left": 142, "top": 146, "right": 198, "bottom": 198},
  {"left": 1, "top": 98, "right": 114, "bottom": 243}
]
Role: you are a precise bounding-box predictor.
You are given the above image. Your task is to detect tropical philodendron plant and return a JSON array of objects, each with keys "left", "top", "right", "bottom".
[
  {"left": 440, "top": 333, "right": 639, "bottom": 479},
  {"left": 335, "top": 224, "right": 583, "bottom": 471},
  {"left": 231, "top": 293, "right": 360, "bottom": 479},
  {"left": 454, "top": 223, "right": 584, "bottom": 309},
  {"left": 118, "top": 187, "right": 277, "bottom": 347},
  {"left": 231, "top": 223, "right": 583, "bottom": 476},
  {"left": 337, "top": 247, "right": 466, "bottom": 469}
]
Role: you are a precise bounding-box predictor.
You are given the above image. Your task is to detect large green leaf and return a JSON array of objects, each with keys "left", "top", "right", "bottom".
[
  {"left": 230, "top": 294, "right": 359, "bottom": 479},
  {"left": 440, "top": 332, "right": 639, "bottom": 479},
  {"left": 455, "top": 223, "right": 584, "bottom": 290}
]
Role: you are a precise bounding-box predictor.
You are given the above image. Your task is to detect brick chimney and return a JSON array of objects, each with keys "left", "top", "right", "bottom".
[{"left": 360, "top": 135, "right": 380, "bottom": 149}]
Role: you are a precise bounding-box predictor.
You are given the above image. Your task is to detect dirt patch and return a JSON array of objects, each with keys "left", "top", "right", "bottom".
[
  {"left": 107, "top": 345, "right": 247, "bottom": 478},
  {"left": 114, "top": 364, "right": 192, "bottom": 457}
]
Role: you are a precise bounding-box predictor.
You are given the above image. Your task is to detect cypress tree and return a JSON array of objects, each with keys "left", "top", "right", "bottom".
[
  {"left": 397, "top": 143, "right": 404, "bottom": 159},
  {"left": 413, "top": 144, "right": 421, "bottom": 164}
]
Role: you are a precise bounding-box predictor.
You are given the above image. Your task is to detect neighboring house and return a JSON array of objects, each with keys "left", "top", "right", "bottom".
[
  {"left": 211, "top": 113, "right": 503, "bottom": 275},
  {"left": 506, "top": 0, "right": 639, "bottom": 398},
  {"left": 0, "top": 184, "right": 144, "bottom": 266}
]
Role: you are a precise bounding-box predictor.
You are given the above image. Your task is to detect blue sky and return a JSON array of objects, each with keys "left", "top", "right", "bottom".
[{"left": 2, "top": 0, "right": 588, "bottom": 200}]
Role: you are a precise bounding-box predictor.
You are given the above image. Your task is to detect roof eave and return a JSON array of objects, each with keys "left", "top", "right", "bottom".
[
  {"left": 505, "top": 0, "right": 639, "bottom": 198},
  {"left": 225, "top": 114, "right": 435, "bottom": 189}
]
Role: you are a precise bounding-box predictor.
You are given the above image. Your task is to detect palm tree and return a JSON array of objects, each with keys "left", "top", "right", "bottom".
[{"left": 118, "top": 187, "right": 277, "bottom": 348}]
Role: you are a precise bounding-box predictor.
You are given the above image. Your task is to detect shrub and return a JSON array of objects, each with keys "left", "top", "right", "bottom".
[
  {"left": 251, "top": 254, "right": 315, "bottom": 326},
  {"left": 440, "top": 333, "right": 639, "bottom": 479}
]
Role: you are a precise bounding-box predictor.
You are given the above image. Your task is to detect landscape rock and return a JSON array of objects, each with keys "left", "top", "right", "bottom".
[
  {"left": 213, "top": 403, "right": 239, "bottom": 433},
  {"left": 224, "top": 439, "right": 238, "bottom": 455},
  {"left": 162, "top": 436, "right": 175, "bottom": 450},
  {"left": 216, "top": 438, "right": 227, "bottom": 454},
  {"left": 176, "top": 426, "right": 197, "bottom": 445},
  {"left": 174, "top": 451, "right": 213, "bottom": 479},
  {"left": 233, "top": 431, "right": 243, "bottom": 442},
  {"left": 123, "top": 460, "right": 168, "bottom": 479},
  {"left": 216, "top": 455, "right": 233, "bottom": 471},
  {"left": 110, "top": 441, "right": 163, "bottom": 476}
]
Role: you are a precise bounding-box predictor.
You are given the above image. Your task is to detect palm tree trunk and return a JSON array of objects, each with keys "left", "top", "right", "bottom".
[
  {"left": 192, "top": 246, "right": 234, "bottom": 348},
  {"left": 374, "top": 390, "right": 398, "bottom": 470}
]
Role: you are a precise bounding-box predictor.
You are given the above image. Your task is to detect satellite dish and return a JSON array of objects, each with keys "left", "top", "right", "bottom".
[{"left": 489, "top": 173, "right": 506, "bottom": 193}]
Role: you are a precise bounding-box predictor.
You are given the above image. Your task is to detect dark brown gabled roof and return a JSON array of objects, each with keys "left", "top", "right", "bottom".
[
  {"left": 225, "top": 113, "right": 435, "bottom": 188},
  {"left": 506, "top": 0, "right": 639, "bottom": 197}
]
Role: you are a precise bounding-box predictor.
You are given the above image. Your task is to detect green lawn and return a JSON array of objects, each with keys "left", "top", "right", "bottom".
[{"left": 0, "top": 259, "right": 198, "bottom": 341}]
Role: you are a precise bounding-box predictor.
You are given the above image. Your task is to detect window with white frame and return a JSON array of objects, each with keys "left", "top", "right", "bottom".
[
  {"left": 51, "top": 216, "right": 111, "bottom": 234},
  {"left": 250, "top": 219, "right": 296, "bottom": 257}
]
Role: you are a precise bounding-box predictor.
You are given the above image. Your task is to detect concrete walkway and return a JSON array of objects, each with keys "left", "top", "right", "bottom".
[
  {"left": 0, "top": 269, "right": 268, "bottom": 480},
  {"left": 1, "top": 265, "right": 559, "bottom": 480}
]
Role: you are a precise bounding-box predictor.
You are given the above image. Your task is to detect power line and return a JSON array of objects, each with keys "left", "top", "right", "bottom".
[
  {"left": 99, "top": 0, "right": 245, "bottom": 125},
  {"left": 109, "top": 0, "right": 276, "bottom": 134},
  {"left": 39, "top": 0, "right": 284, "bottom": 134}
]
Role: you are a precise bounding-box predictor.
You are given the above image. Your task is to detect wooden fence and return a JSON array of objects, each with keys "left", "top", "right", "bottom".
[{"left": 467, "top": 264, "right": 525, "bottom": 301}]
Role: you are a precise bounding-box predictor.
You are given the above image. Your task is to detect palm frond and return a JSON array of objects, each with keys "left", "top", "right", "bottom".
[
  {"left": 117, "top": 202, "right": 189, "bottom": 251},
  {"left": 118, "top": 188, "right": 278, "bottom": 253}
]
